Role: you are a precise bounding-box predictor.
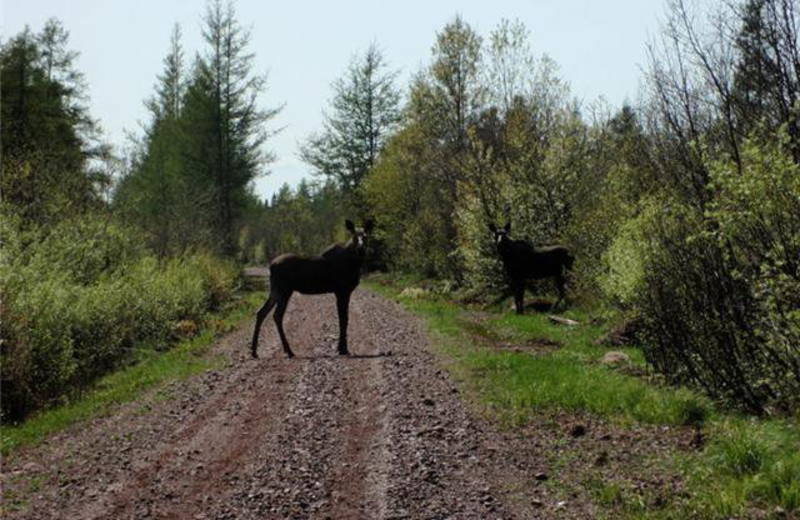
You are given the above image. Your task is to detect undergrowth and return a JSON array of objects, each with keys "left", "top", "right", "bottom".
[{"left": 0, "top": 291, "right": 263, "bottom": 455}]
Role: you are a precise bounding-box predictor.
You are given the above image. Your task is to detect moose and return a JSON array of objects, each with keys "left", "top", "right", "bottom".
[
  {"left": 489, "top": 222, "right": 574, "bottom": 314},
  {"left": 251, "top": 219, "right": 374, "bottom": 359}
]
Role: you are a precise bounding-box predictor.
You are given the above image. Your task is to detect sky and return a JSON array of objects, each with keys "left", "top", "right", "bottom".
[{"left": 2, "top": 0, "right": 666, "bottom": 200}]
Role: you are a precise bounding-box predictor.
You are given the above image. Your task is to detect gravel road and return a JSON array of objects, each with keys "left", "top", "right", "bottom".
[{"left": 2, "top": 279, "right": 621, "bottom": 519}]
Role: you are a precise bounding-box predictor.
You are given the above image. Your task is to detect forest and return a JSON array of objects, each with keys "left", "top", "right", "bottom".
[{"left": 1, "top": 0, "right": 799, "bottom": 516}]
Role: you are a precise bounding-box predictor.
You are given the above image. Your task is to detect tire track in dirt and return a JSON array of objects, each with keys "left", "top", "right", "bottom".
[{"left": 77, "top": 315, "right": 302, "bottom": 519}]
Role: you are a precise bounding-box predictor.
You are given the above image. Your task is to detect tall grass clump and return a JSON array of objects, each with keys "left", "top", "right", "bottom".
[
  {"left": 0, "top": 216, "right": 240, "bottom": 422},
  {"left": 688, "top": 417, "right": 800, "bottom": 516}
]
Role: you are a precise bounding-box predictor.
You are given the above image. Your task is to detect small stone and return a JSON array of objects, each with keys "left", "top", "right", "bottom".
[
  {"left": 422, "top": 398, "right": 435, "bottom": 406},
  {"left": 601, "top": 351, "right": 630, "bottom": 365},
  {"left": 534, "top": 472, "right": 548, "bottom": 481},
  {"left": 531, "top": 499, "right": 544, "bottom": 507}
]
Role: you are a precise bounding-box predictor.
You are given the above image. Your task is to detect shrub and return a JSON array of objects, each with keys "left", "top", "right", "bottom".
[
  {"left": 630, "top": 137, "right": 800, "bottom": 413},
  {"left": 0, "top": 217, "right": 239, "bottom": 421}
]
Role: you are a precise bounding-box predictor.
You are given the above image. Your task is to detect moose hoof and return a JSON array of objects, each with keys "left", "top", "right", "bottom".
[
  {"left": 285, "top": 351, "right": 295, "bottom": 359},
  {"left": 338, "top": 349, "right": 350, "bottom": 356},
  {"left": 251, "top": 351, "right": 259, "bottom": 359}
]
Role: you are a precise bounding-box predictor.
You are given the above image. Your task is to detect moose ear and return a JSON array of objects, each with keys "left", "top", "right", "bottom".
[
  {"left": 503, "top": 222, "right": 511, "bottom": 233},
  {"left": 363, "top": 219, "right": 375, "bottom": 233},
  {"left": 345, "top": 219, "right": 356, "bottom": 233},
  {"left": 488, "top": 223, "right": 497, "bottom": 233}
]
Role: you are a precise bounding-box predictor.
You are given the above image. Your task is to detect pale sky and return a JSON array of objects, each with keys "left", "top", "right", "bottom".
[{"left": 2, "top": 0, "right": 665, "bottom": 200}]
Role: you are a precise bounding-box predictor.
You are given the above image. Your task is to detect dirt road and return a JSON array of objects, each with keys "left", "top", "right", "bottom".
[{"left": 2, "top": 281, "right": 586, "bottom": 519}]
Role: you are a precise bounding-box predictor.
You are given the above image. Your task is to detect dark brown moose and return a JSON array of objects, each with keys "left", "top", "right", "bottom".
[
  {"left": 489, "top": 222, "right": 574, "bottom": 314},
  {"left": 251, "top": 219, "right": 374, "bottom": 358}
]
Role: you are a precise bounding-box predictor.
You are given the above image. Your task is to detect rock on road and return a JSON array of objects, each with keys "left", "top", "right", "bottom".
[{"left": 3, "top": 286, "right": 559, "bottom": 519}]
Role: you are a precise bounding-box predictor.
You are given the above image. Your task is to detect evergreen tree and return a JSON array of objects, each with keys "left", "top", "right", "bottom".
[
  {"left": 115, "top": 25, "right": 188, "bottom": 255},
  {"left": 300, "top": 43, "right": 400, "bottom": 214},
  {"left": 0, "top": 19, "right": 98, "bottom": 225},
  {"left": 193, "top": 0, "right": 283, "bottom": 255}
]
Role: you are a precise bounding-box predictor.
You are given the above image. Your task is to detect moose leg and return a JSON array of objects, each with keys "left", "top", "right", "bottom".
[
  {"left": 513, "top": 281, "right": 525, "bottom": 315},
  {"left": 273, "top": 291, "right": 294, "bottom": 358},
  {"left": 335, "top": 291, "right": 351, "bottom": 355},
  {"left": 554, "top": 274, "right": 567, "bottom": 310},
  {"left": 251, "top": 294, "right": 277, "bottom": 359}
]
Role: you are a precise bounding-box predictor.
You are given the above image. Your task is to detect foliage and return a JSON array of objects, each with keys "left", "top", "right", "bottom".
[
  {"left": 0, "top": 19, "right": 100, "bottom": 226},
  {"left": 237, "top": 179, "right": 347, "bottom": 262},
  {"left": 631, "top": 137, "right": 800, "bottom": 414},
  {"left": 300, "top": 43, "right": 401, "bottom": 215},
  {"left": 0, "top": 216, "right": 240, "bottom": 421},
  {"left": 115, "top": 1, "right": 282, "bottom": 257}
]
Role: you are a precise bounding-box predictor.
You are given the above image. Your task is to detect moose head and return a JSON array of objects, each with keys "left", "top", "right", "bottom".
[
  {"left": 488, "top": 222, "right": 511, "bottom": 245},
  {"left": 346, "top": 219, "right": 374, "bottom": 257}
]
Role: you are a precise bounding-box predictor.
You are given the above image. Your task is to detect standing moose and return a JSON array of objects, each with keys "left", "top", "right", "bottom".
[
  {"left": 251, "top": 219, "right": 374, "bottom": 359},
  {"left": 489, "top": 222, "right": 574, "bottom": 314}
]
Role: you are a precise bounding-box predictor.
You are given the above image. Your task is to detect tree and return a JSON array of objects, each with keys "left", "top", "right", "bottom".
[
  {"left": 0, "top": 19, "right": 98, "bottom": 225},
  {"left": 732, "top": 0, "right": 800, "bottom": 161},
  {"left": 300, "top": 43, "right": 400, "bottom": 214},
  {"left": 115, "top": 25, "right": 188, "bottom": 255},
  {"left": 191, "top": 0, "right": 282, "bottom": 255}
]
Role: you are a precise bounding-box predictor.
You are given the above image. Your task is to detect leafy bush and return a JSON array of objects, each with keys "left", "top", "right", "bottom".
[
  {"left": 630, "top": 137, "right": 800, "bottom": 413},
  {"left": 599, "top": 200, "right": 657, "bottom": 307},
  {"left": 0, "top": 216, "right": 240, "bottom": 421},
  {"left": 22, "top": 218, "right": 147, "bottom": 284}
]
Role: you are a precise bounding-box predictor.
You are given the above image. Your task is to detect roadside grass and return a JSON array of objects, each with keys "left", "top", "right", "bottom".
[
  {"left": 686, "top": 417, "right": 800, "bottom": 517},
  {"left": 0, "top": 291, "right": 263, "bottom": 456},
  {"left": 365, "top": 273, "right": 800, "bottom": 518},
  {"left": 366, "top": 275, "right": 707, "bottom": 427}
]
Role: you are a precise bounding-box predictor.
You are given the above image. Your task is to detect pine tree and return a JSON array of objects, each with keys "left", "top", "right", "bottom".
[
  {"left": 193, "top": 0, "right": 282, "bottom": 255},
  {"left": 115, "top": 25, "right": 189, "bottom": 255},
  {"left": 300, "top": 43, "right": 400, "bottom": 214},
  {"left": 0, "top": 19, "right": 97, "bottom": 225}
]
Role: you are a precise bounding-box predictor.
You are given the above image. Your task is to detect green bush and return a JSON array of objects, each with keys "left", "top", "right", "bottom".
[
  {"left": 23, "top": 217, "right": 147, "bottom": 284},
  {"left": 627, "top": 137, "right": 800, "bottom": 413},
  {"left": 0, "top": 216, "right": 239, "bottom": 421}
]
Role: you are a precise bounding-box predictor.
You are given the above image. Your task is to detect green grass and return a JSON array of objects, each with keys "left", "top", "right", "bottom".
[
  {"left": 0, "top": 291, "right": 263, "bottom": 455},
  {"left": 367, "top": 275, "right": 708, "bottom": 427},
  {"left": 687, "top": 417, "right": 800, "bottom": 516},
  {"left": 462, "top": 351, "right": 709, "bottom": 426},
  {"left": 365, "top": 273, "right": 800, "bottom": 518}
]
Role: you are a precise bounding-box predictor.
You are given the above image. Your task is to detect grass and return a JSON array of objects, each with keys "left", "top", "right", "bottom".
[
  {"left": 0, "top": 291, "right": 263, "bottom": 455},
  {"left": 366, "top": 273, "right": 800, "bottom": 519},
  {"left": 687, "top": 417, "right": 800, "bottom": 516},
  {"left": 367, "top": 275, "right": 708, "bottom": 427}
]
